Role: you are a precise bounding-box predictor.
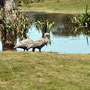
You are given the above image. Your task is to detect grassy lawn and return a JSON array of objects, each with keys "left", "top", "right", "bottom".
[
  {"left": 20, "top": 0, "right": 90, "bottom": 14},
  {"left": 0, "top": 51, "right": 90, "bottom": 90}
]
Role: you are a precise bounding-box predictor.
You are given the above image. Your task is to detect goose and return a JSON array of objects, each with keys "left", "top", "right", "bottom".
[{"left": 27, "top": 32, "right": 50, "bottom": 52}]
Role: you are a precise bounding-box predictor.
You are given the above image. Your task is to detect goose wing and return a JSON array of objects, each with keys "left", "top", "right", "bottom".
[
  {"left": 31, "top": 38, "right": 48, "bottom": 48},
  {"left": 14, "top": 39, "right": 33, "bottom": 48}
]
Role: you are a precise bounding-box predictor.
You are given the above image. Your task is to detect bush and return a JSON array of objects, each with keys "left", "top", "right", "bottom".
[{"left": 72, "top": 5, "right": 90, "bottom": 36}]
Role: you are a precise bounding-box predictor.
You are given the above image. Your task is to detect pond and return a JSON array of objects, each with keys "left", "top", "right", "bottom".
[{"left": 1, "top": 12, "right": 90, "bottom": 54}]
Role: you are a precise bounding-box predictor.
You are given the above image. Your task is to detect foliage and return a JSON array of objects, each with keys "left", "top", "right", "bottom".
[
  {"left": 35, "top": 20, "right": 54, "bottom": 37},
  {"left": 72, "top": 14, "right": 90, "bottom": 35},
  {"left": 0, "top": 9, "right": 31, "bottom": 44},
  {"left": 0, "top": 8, "right": 5, "bottom": 19},
  {"left": 72, "top": 5, "right": 90, "bottom": 36}
]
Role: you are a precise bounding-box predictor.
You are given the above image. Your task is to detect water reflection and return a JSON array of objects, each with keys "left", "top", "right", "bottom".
[{"left": 27, "top": 12, "right": 76, "bottom": 36}]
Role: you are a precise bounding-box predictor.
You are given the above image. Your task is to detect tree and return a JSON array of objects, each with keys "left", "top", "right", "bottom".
[
  {"left": 4, "top": 0, "right": 16, "bottom": 11},
  {"left": 0, "top": 0, "right": 31, "bottom": 51},
  {"left": 0, "top": 0, "right": 5, "bottom": 7}
]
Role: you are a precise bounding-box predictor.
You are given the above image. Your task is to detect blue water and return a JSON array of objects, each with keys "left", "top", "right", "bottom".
[
  {"left": 0, "top": 41, "right": 2, "bottom": 51},
  {"left": 16, "top": 24, "right": 90, "bottom": 54}
]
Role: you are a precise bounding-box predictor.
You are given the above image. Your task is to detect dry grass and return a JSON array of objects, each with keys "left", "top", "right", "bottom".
[{"left": 0, "top": 51, "right": 90, "bottom": 90}]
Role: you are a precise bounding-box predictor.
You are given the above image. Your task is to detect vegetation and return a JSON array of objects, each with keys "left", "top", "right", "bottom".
[
  {"left": 72, "top": 5, "right": 90, "bottom": 44},
  {"left": 35, "top": 20, "right": 54, "bottom": 37},
  {"left": 0, "top": 9, "right": 31, "bottom": 44},
  {"left": 0, "top": 51, "right": 90, "bottom": 89},
  {"left": 17, "top": 0, "right": 90, "bottom": 14},
  {"left": 72, "top": 14, "right": 90, "bottom": 35},
  {"left": 72, "top": 5, "right": 90, "bottom": 35}
]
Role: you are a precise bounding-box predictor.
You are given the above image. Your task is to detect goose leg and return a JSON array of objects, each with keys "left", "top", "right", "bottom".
[
  {"left": 32, "top": 48, "right": 35, "bottom": 52},
  {"left": 39, "top": 48, "right": 41, "bottom": 52}
]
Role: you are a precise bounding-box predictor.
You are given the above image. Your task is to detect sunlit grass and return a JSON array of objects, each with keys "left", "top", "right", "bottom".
[
  {"left": 21, "top": 0, "right": 90, "bottom": 13},
  {"left": 0, "top": 51, "right": 90, "bottom": 89}
]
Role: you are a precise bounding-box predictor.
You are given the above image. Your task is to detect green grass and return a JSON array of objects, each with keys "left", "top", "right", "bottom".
[
  {"left": 20, "top": 0, "right": 90, "bottom": 14},
  {"left": 0, "top": 51, "right": 90, "bottom": 90}
]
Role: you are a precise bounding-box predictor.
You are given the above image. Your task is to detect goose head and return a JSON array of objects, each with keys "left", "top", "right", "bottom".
[{"left": 44, "top": 33, "right": 50, "bottom": 38}]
